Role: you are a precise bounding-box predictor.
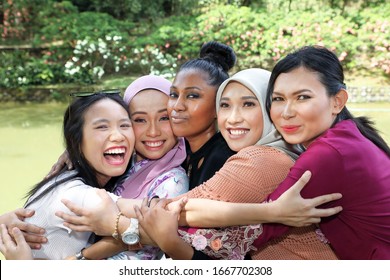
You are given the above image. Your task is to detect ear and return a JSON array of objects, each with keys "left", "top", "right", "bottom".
[{"left": 332, "top": 89, "right": 348, "bottom": 114}]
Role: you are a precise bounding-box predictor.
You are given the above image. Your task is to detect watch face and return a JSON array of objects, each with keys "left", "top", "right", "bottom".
[{"left": 122, "top": 233, "right": 140, "bottom": 245}]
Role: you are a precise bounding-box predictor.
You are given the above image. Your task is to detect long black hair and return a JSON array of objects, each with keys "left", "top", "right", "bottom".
[
  {"left": 178, "top": 41, "right": 236, "bottom": 88},
  {"left": 266, "top": 45, "right": 390, "bottom": 156},
  {"left": 24, "top": 93, "right": 130, "bottom": 207}
]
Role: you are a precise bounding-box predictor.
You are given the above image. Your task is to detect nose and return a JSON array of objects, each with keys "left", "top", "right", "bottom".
[
  {"left": 146, "top": 120, "right": 161, "bottom": 137},
  {"left": 227, "top": 107, "right": 244, "bottom": 124},
  {"left": 109, "top": 127, "right": 126, "bottom": 142},
  {"left": 281, "top": 102, "right": 295, "bottom": 119},
  {"left": 171, "top": 95, "right": 186, "bottom": 112}
]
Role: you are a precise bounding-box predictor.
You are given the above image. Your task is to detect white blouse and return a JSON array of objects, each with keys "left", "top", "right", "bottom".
[{"left": 25, "top": 171, "right": 118, "bottom": 260}]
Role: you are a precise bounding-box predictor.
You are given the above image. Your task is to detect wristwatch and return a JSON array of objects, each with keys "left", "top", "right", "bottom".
[
  {"left": 121, "top": 218, "right": 140, "bottom": 245},
  {"left": 75, "top": 248, "right": 87, "bottom": 260}
]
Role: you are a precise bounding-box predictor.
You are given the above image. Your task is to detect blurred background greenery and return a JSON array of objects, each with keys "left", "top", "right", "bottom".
[{"left": 0, "top": 0, "right": 389, "bottom": 95}]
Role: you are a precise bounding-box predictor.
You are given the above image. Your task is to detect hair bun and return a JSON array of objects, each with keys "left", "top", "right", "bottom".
[{"left": 200, "top": 41, "right": 236, "bottom": 72}]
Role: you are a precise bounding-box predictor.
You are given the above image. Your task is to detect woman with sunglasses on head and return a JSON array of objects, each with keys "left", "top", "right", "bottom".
[{"left": 0, "top": 91, "right": 135, "bottom": 260}]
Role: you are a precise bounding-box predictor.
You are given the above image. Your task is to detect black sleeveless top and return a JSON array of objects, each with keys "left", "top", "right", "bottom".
[{"left": 182, "top": 132, "right": 236, "bottom": 190}]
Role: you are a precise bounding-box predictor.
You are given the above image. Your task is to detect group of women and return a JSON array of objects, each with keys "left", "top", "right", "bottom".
[{"left": 0, "top": 42, "right": 389, "bottom": 260}]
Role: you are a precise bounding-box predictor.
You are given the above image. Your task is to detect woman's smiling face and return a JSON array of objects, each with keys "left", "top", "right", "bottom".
[
  {"left": 218, "top": 81, "right": 263, "bottom": 152},
  {"left": 81, "top": 98, "right": 135, "bottom": 186},
  {"left": 129, "top": 89, "right": 177, "bottom": 162},
  {"left": 270, "top": 67, "right": 339, "bottom": 147}
]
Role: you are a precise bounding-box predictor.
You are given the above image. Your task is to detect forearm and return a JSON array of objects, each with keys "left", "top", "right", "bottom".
[
  {"left": 116, "top": 198, "right": 141, "bottom": 218},
  {"left": 81, "top": 237, "right": 126, "bottom": 260},
  {"left": 159, "top": 235, "right": 194, "bottom": 260},
  {"left": 180, "top": 199, "right": 277, "bottom": 227}
]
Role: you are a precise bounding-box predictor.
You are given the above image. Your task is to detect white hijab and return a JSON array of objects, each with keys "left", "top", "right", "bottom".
[{"left": 216, "top": 68, "right": 299, "bottom": 160}]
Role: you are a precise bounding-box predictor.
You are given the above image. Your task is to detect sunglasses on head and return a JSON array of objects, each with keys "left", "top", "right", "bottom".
[{"left": 69, "top": 89, "right": 121, "bottom": 97}]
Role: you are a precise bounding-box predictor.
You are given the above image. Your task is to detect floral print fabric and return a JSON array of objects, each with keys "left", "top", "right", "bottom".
[{"left": 178, "top": 225, "right": 264, "bottom": 260}]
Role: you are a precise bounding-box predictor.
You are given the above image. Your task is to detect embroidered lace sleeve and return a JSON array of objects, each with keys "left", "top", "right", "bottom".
[{"left": 177, "top": 225, "right": 263, "bottom": 260}]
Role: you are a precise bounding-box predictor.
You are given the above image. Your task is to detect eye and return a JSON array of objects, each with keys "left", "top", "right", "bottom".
[
  {"left": 219, "top": 101, "right": 229, "bottom": 108},
  {"left": 271, "top": 96, "right": 284, "bottom": 102},
  {"left": 298, "top": 95, "right": 311, "bottom": 100},
  {"left": 243, "top": 101, "right": 256, "bottom": 107},
  {"left": 169, "top": 92, "right": 178, "bottom": 99},
  {"left": 96, "top": 125, "right": 108, "bottom": 130},
  {"left": 187, "top": 92, "right": 200, "bottom": 99},
  {"left": 132, "top": 118, "right": 146, "bottom": 123},
  {"left": 120, "top": 121, "right": 132, "bottom": 128},
  {"left": 160, "top": 115, "right": 170, "bottom": 121}
]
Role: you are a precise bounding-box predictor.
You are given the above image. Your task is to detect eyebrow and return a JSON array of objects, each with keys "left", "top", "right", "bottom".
[
  {"left": 131, "top": 108, "right": 168, "bottom": 116},
  {"left": 272, "top": 89, "right": 312, "bottom": 95},
  {"left": 220, "top": 96, "right": 259, "bottom": 101},
  {"left": 92, "top": 118, "right": 130, "bottom": 125},
  {"left": 171, "top": 85, "right": 202, "bottom": 91}
]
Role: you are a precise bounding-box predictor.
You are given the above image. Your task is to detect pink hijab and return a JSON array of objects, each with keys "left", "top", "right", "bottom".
[{"left": 119, "top": 75, "right": 186, "bottom": 199}]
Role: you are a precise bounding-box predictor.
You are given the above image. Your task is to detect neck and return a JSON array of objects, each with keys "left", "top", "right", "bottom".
[
  {"left": 97, "top": 175, "right": 111, "bottom": 188},
  {"left": 186, "top": 125, "right": 217, "bottom": 153}
]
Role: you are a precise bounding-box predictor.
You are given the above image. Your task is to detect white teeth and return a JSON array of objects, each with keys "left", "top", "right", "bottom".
[
  {"left": 105, "top": 148, "right": 125, "bottom": 154},
  {"left": 145, "top": 141, "right": 163, "bottom": 147},
  {"left": 229, "top": 129, "right": 248, "bottom": 135}
]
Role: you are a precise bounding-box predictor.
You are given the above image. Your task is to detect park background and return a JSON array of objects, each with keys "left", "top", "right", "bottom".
[{"left": 0, "top": 0, "right": 389, "bottom": 260}]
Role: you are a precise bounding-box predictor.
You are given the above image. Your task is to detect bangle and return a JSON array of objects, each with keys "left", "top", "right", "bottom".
[
  {"left": 112, "top": 211, "right": 123, "bottom": 240},
  {"left": 75, "top": 248, "right": 87, "bottom": 260}
]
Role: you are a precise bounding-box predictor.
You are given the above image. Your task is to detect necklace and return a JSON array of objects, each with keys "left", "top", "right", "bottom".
[{"left": 187, "top": 163, "right": 192, "bottom": 178}]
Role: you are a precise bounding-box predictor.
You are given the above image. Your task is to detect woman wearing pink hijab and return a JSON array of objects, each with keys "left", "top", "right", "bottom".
[
  {"left": 61, "top": 75, "right": 189, "bottom": 260},
  {"left": 115, "top": 75, "right": 188, "bottom": 201}
]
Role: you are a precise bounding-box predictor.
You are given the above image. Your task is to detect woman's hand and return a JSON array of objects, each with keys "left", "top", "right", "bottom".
[
  {"left": 271, "top": 171, "right": 343, "bottom": 226},
  {"left": 0, "top": 208, "right": 47, "bottom": 249},
  {"left": 55, "top": 189, "right": 118, "bottom": 236},
  {"left": 134, "top": 197, "right": 190, "bottom": 256},
  {"left": 0, "top": 224, "right": 33, "bottom": 260},
  {"left": 45, "top": 150, "right": 73, "bottom": 179}
]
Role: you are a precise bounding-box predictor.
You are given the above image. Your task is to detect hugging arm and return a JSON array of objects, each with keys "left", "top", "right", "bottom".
[
  {"left": 59, "top": 169, "right": 341, "bottom": 235},
  {"left": 178, "top": 171, "right": 342, "bottom": 227},
  {"left": 55, "top": 189, "right": 141, "bottom": 236},
  {"left": 45, "top": 150, "right": 73, "bottom": 179},
  {"left": 0, "top": 224, "right": 33, "bottom": 260},
  {"left": 0, "top": 208, "right": 47, "bottom": 249},
  {"left": 134, "top": 197, "right": 195, "bottom": 259}
]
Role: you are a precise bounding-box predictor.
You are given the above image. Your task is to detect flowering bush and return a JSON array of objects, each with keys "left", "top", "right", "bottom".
[{"left": 1, "top": 2, "right": 389, "bottom": 88}]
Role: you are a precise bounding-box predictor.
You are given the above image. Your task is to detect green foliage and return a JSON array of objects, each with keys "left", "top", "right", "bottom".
[{"left": 1, "top": 0, "right": 389, "bottom": 89}]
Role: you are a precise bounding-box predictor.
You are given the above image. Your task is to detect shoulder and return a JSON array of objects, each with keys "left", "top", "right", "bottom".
[
  {"left": 231, "top": 145, "right": 294, "bottom": 166},
  {"left": 313, "top": 120, "right": 361, "bottom": 150},
  {"left": 148, "top": 167, "right": 189, "bottom": 198},
  {"left": 302, "top": 120, "right": 363, "bottom": 165},
  {"left": 220, "top": 145, "right": 294, "bottom": 185}
]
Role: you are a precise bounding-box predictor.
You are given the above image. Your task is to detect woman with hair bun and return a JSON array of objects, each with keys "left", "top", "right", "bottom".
[{"left": 168, "top": 41, "right": 237, "bottom": 189}]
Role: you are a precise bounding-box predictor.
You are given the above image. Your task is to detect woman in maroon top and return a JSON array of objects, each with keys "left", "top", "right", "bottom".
[{"left": 259, "top": 45, "right": 390, "bottom": 259}]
